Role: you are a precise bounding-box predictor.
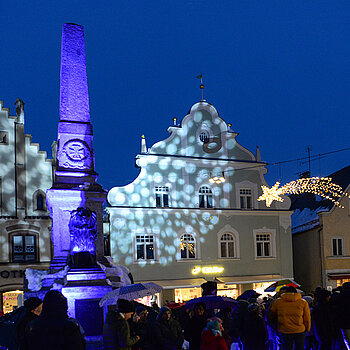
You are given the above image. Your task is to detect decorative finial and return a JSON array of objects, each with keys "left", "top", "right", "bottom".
[
  {"left": 142, "top": 134, "right": 145, "bottom": 139},
  {"left": 173, "top": 117, "right": 177, "bottom": 126},
  {"left": 196, "top": 73, "right": 204, "bottom": 101},
  {"left": 141, "top": 134, "right": 147, "bottom": 153}
]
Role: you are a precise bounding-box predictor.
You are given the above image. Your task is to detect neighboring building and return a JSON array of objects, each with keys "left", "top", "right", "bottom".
[
  {"left": 0, "top": 100, "right": 54, "bottom": 313},
  {"left": 106, "top": 100, "right": 294, "bottom": 304},
  {"left": 291, "top": 165, "right": 350, "bottom": 292}
]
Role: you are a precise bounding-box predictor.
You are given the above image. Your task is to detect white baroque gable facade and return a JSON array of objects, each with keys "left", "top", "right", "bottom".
[{"left": 106, "top": 101, "right": 293, "bottom": 303}]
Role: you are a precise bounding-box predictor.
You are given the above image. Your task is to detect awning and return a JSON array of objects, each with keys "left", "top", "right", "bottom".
[
  {"left": 328, "top": 273, "right": 350, "bottom": 280},
  {"left": 218, "top": 274, "right": 284, "bottom": 285},
  {"left": 137, "top": 278, "right": 207, "bottom": 289}
]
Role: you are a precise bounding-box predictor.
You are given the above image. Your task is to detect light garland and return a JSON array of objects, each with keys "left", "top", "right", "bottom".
[{"left": 258, "top": 177, "right": 349, "bottom": 208}]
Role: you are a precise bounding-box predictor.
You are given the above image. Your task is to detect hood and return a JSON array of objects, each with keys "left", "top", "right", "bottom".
[
  {"left": 201, "top": 329, "right": 219, "bottom": 346},
  {"left": 281, "top": 292, "right": 302, "bottom": 302}
]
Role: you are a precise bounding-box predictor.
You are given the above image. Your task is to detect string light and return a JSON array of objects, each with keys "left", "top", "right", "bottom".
[
  {"left": 209, "top": 172, "right": 226, "bottom": 184},
  {"left": 258, "top": 177, "right": 350, "bottom": 208}
]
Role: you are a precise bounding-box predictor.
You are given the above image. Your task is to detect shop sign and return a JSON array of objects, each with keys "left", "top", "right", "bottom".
[
  {"left": 191, "top": 266, "right": 224, "bottom": 275},
  {"left": 0, "top": 270, "right": 25, "bottom": 279}
]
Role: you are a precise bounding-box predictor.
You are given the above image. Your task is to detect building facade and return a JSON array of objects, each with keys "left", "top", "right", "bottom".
[
  {"left": 106, "top": 101, "right": 294, "bottom": 304},
  {"left": 0, "top": 100, "right": 53, "bottom": 313},
  {"left": 292, "top": 166, "right": 350, "bottom": 292}
]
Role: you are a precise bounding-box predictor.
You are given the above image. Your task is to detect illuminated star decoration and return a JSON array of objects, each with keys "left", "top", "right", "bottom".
[
  {"left": 258, "top": 177, "right": 350, "bottom": 208},
  {"left": 259, "top": 182, "right": 284, "bottom": 207}
]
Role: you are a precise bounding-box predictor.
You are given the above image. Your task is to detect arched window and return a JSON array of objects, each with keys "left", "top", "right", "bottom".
[
  {"left": 33, "top": 190, "right": 46, "bottom": 211},
  {"left": 199, "top": 186, "right": 213, "bottom": 208},
  {"left": 220, "top": 233, "right": 235, "bottom": 258},
  {"left": 180, "top": 233, "right": 196, "bottom": 259}
]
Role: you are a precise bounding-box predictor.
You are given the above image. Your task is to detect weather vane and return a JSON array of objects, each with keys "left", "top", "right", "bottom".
[{"left": 196, "top": 73, "right": 204, "bottom": 101}]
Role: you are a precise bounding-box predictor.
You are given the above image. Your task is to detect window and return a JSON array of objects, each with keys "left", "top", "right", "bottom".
[
  {"left": 12, "top": 235, "right": 36, "bottom": 262},
  {"left": 199, "top": 131, "right": 210, "bottom": 144},
  {"left": 136, "top": 235, "right": 155, "bottom": 260},
  {"left": 199, "top": 186, "right": 213, "bottom": 208},
  {"left": 256, "top": 234, "right": 271, "bottom": 257},
  {"left": 0, "top": 131, "right": 8, "bottom": 145},
  {"left": 240, "top": 188, "right": 253, "bottom": 209},
  {"left": 33, "top": 190, "right": 46, "bottom": 211},
  {"left": 220, "top": 233, "right": 235, "bottom": 258},
  {"left": 180, "top": 234, "right": 196, "bottom": 259},
  {"left": 332, "top": 238, "right": 344, "bottom": 256},
  {"left": 155, "top": 186, "right": 169, "bottom": 208},
  {"left": 104, "top": 234, "right": 111, "bottom": 256}
]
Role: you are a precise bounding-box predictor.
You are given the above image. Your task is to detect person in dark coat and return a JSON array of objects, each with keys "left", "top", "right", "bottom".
[
  {"left": 241, "top": 303, "right": 268, "bottom": 350},
  {"left": 152, "top": 306, "right": 184, "bottom": 350},
  {"left": 334, "top": 282, "right": 350, "bottom": 349},
  {"left": 184, "top": 302, "right": 207, "bottom": 350},
  {"left": 129, "top": 306, "right": 152, "bottom": 350},
  {"left": 313, "top": 289, "right": 335, "bottom": 350},
  {"left": 14, "top": 297, "right": 42, "bottom": 350},
  {"left": 24, "top": 290, "right": 86, "bottom": 350},
  {"left": 103, "top": 299, "right": 140, "bottom": 350}
]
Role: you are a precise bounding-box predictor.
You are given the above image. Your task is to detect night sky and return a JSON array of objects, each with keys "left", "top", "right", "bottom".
[{"left": 1, "top": 1, "right": 350, "bottom": 191}]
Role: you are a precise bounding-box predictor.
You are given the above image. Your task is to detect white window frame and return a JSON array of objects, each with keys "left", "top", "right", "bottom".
[
  {"left": 239, "top": 188, "right": 253, "bottom": 209},
  {"left": 132, "top": 229, "right": 159, "bottom": 263},
  {"left": 332, "top": 237, "right": 344, "bottom": 256},
  {"left": 198, "top": 185, "right": 213, "bottom": 208},
  {"left": 154, "top": 185, "right": 171, "bottom": 208},
  {"left": 235, "top": 181, "right": 258, "bottom": 209},
  {"left": 253, "top": 229, "right": 276, "bottom": 259},
  {"left": 217, "top": 225, "right": 240, "bottom": 259}
]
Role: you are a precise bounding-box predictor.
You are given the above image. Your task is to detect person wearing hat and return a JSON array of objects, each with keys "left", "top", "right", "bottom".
[
  {"left": 267, "top": 286, "right": 311, "bottom": 350},
  {"left": 103, "top": 298, "right": 140, "bottom": 350},
  {"left": 129, "top": 306, "right": 152, "bottom": 350},
  {"left": 14, "top": 297, "right": 42, "bottom": 350},
  {"left": 153, "top": 306, "right": 184, "bottom": 350},
  {"left": 24, "top": 290, "right": 86, "bottom": 350}
]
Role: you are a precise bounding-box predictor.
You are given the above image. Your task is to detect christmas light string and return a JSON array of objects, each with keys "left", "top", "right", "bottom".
[{"left": 258, "top": 177, "right": 350, "bottom": 208}]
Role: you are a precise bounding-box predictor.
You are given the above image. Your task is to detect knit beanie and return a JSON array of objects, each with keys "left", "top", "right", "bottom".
[
  {"left": 206, "top": 320, "right": 222, "bottom": 336},
  {"left": 24, "top": 297, "right": 42, "bottom": 311},
  {"left": 117, "top": 299, "right": 135, "bottom": 313}
]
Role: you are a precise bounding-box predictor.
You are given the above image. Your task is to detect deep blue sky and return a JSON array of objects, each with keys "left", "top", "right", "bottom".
[{"left": 1, "top": 1, "right": 350, "bottom": 190}]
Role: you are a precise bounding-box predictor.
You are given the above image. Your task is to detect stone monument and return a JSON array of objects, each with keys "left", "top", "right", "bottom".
[{"left": 45, "top": 23, "right": 111, "bottom": 343}]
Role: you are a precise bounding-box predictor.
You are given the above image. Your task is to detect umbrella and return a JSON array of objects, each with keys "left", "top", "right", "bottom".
[
  {"left": 264, "top": 279, "right": 301, "bottom": 293},
  {"left": 185, "top": 295, "right": 237, "bottom": 310},
  {"left": 99, "top": 282, "right": 162, "bottom": 307},
  {"left": 237, "top": 289, "right": 261, "bottom": 300}
]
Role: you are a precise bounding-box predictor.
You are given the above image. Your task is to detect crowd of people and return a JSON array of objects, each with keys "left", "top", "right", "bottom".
[{"left": 1, "top": 282, "right": 350, "bottom": 350}]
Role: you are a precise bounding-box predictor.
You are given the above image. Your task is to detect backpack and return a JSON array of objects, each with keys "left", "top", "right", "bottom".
[{"left": 0, "top": 306, "right": 27, "bottom": 349}]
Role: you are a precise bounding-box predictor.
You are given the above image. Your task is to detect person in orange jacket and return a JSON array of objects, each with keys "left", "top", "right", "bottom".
[{"left": 267, "top": 286, "right": 311, "bottom": 350}]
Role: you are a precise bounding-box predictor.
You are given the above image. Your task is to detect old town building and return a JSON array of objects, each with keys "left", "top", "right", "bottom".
[
  {"left": 106, "top": 100, "right": 294, "bottom": 304},
  {"left": 0, "top": 100, "right": 53, "bottom": 313}
]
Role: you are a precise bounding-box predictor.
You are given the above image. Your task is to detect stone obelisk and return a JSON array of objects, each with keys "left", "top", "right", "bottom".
[{"left": 47, "top": 23, "right": 107, "bottom": 270}]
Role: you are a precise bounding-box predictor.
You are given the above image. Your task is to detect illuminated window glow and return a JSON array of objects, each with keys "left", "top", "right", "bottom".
[{"left": 180, "top": 233, "right": 196, "bottom": 259}]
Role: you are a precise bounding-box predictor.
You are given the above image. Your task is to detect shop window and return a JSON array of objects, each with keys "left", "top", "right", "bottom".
[
  {"left": 199, "top": 186, "right": 213, "bottom": 208},
  {"left": 2, "top": 291, "right": 23, "bottom": 314},
  {"left": 332, "top": 238, "right": 344, "bottom": 256},
  {"left": 180, "top": 233, "right": 196, "bottom": 259},
  {"left": 240, "top": 188, "right": 253, "bottom": 209},
  {"left": 12, "top": 235, "right": 37, "bottom": 262},
  {"left": 136, "top": 234, "right": 155, "bottom": 260},
  {"left": 255, "top": 233, "right": 272, "bottom": 258},
  {"left": 155, "top": 186, "right": 169, "bottom": 208},
  {"left": 219, "top": 233, "right": 235, "bottom": 258}
]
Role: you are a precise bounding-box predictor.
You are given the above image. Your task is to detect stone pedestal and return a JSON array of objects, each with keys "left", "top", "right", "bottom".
[{"left": 62, "top": 268, "right": 112, "bottom": 343}]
